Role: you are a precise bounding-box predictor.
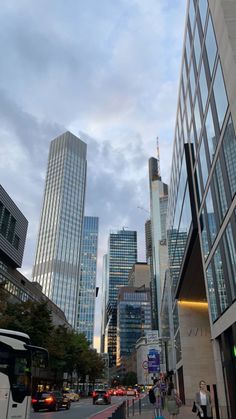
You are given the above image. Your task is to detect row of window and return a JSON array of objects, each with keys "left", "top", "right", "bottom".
[{"left": 0, "top": 202, "right": 20, "bottom": 250}]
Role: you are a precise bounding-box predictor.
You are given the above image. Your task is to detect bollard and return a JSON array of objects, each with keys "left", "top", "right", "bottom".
[
  {"left": 132, "top": 399, "right": 134, "bottom": 416},
  {"left": 139, "top": 397, "right": 141, "bottom": 414}
]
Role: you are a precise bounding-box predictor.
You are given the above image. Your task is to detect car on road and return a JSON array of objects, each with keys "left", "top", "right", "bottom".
[
  {"left": 32, "top": 391, "right": 71, "bottom": 412},
  {"left": 92, "top": 389, "right": 111, "bottom": 405},
  {"left": 126, "top": 388, "right": 138, "bottom": 396},
  {"left": 63, "top": 389, "right": 80, "bottom": 402}
]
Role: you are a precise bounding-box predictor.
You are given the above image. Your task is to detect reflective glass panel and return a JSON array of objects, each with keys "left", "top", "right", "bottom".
[
  {"left": 205, "top": 14, "right": 217, "bottom": 75},
  {"left": 213, "top": 62, "right": 228, "bottom": 130},
  {"left": 199, "top": 62, "right": 208, "bottom": 111},
  {"left": 194, "top": 96, "right": 201, "bottom": 144},
  {"left": 199, "top": 137, "right": 208, "bottom": 189},
  {"left": 223, "top": 220, "right": 236, "bottom": 300},
  {"left": 206, "top": 263, "right": 218, "bottom": 322},
  {"left": 222, "top": 117, "right": 236, "bottom": 198},
  {"left": 200, "top": 208, "right": 209, "bottom": 258},
  {"left": 194, "top": 24, "right": 202, "bottom": 68},
  {"left": 190, "top": 60, "right": 196, "bottom": 99},
  {"left": 212, "top": 158, "right": 228, "bottom": 224},
  {"left": 205, "top": 104, "right": 217, "bottom": 162},
  {"left": 186, "top": 28, "right": 191, "bottom": 66},
  {"left": 205, "top": 186, "right": 217, "bottom": 244},
  {"left": 198, "top": 0, "right": 208, "bottom": 31},
  {"left": 213, "top": 245, "right": 229, "bottom": 313},
  {"left": 189, "top": 0, "right": 196, "bottom": 33}
]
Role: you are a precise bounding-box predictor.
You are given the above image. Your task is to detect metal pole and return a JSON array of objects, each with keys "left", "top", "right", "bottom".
[
  {"left": 139, "top": 397, "right": 141, "bottom": 414},
  {"left": 132, "top": 399, "right": 134, "bottom": 416}
]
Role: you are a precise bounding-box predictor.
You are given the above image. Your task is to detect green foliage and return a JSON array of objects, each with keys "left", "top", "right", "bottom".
[
  {"left": 122, "top": 371, "right": 137, "bottom": 386},
  {"left": 0, "top": 299, "right": 105, "bottom": 385}
]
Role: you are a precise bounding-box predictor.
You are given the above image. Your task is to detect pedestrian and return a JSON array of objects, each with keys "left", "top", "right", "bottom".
[
  {"left": 166, "top": 381, "right": 182, "bottom": 419},
  {"left": 151, "top": 378, "right": 163, "bottom": 418},
  {"left": 195, "top": 380, "right": 212, "bottom": 418}
]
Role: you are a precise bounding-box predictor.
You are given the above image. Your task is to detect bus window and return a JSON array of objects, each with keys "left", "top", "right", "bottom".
[{"left": 11, "top": 353, "right": 31, "bottom": 403}]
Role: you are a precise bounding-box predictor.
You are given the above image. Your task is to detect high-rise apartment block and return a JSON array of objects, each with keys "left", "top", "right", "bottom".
[
  {"left": 33, "top": 131, "right": 87, "bottom": 328},
  {"left": 166, "top": 1, "right": 236, "bottom": 417},
  {"left": 106, "top": 229, "right": 137, "bottom": 366},
  {"left": 77, "top": 216, "right": 99, "bottom": 344}
]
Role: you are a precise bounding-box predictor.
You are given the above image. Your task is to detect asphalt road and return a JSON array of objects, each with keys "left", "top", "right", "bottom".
[{"left": 30, "top": 396, "right": 125, "bottom": 419}]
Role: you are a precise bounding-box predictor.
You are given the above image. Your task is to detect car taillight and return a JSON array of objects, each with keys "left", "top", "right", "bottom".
[
  {"left": 92, "top": 392, "right": 97, "bottom": 397},
  {"left": 31, "top": 399, "right": 37, "bottom": 403},
  {"left": 45, "top": 396, "right": 54, "bottom": 403},
  {"left": 105, "top": 393, "right": 109, "bottom": 397}
]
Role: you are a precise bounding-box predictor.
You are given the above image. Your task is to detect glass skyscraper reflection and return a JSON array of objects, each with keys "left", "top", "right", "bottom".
[
  {"left": 77, "top": 216, "right": 99, "bottom": 345},
  {"left": 32, "top": 131, "right": 87, "bottom": 327},
  {"left": 106, "top": 229, "right": 137, "bottom": 366}
]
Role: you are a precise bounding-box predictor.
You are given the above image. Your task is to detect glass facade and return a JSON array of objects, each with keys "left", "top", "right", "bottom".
[
  {"left": 106, "top": 229, "right": 137, "bottom": 366},
  {"left": 32, "top": 132, "right": 87, "bottom": 327},
  {"left": 77, "top": 216, "right": 99, "bottom": 344},
  {"left": 117, "top": 288, "right": 151, "bottom": 365}
]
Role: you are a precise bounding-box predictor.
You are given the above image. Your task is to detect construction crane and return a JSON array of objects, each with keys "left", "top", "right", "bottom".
[
  {"left": 156, "top": 136, "right": 161, "bottom": 177},
  {"left": 137, "top": 206, "right": 150, "bottom": 215}
]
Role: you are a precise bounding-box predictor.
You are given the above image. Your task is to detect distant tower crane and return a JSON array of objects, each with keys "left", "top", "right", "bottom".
[{"left": 156, "top": 136, "right": 161, "bottom": 177}]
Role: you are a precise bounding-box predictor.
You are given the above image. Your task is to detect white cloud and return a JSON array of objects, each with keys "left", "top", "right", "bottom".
[{"left": 0, "top": 0, "right": 187, "bottom": 344}]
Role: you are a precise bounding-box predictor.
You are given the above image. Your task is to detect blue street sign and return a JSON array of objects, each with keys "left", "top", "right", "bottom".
[{"left": 148, "top": 349, "right": 160, "bottom": 373}]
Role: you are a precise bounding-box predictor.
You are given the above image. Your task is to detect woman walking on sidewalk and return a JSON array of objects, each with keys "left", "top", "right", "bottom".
[
  {"left": 166, "top": 382, "right": 182, "bottom": 419},
  {"left": 195, "top": 380, "right": 212, "bottom": 418}
]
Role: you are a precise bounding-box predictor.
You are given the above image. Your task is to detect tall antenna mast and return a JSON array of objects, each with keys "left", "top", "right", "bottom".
[{"left": 156, "top": 136, "right": 161, "bottom": 177}]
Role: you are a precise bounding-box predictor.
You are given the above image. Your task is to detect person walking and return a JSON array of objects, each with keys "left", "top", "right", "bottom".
[
  {"left": 166, "top": 381, "right": 181, "bottom": 418},
  {"left": 151, "top": 378, "right": 163, "bottom": 418},
  {"left": 195, "top": 380, "right": 212, "bottom": 418}
]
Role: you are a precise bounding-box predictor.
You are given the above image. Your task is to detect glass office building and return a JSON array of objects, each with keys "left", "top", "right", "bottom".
[
  {"left": 32, "top": 131, "right": 87, "bottom": 328},
  {"left": 117, "top": 287, "right": 151, "bottom": 366},
  {"left": 166, "top": 1, "right": 236, "bottom": 416},
  {"left": 77, "top": 216, "right": 99, "bottom": 345},
  {"left": 106, "top": 229, "right": 137, "bottom": 366}
]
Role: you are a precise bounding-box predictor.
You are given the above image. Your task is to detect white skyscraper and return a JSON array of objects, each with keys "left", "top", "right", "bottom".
[{"left": 33, "top": 131, "right": 87, "bottom": 327}]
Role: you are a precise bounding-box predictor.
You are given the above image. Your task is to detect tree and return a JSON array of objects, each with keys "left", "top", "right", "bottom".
[{"left": 122, "top": 371, "right": 137, "bottom": 386}]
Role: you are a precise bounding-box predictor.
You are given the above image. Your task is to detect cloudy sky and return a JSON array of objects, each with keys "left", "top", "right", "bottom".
[{"left": 0, "top": 0, "right": 186, "bottom": 349}]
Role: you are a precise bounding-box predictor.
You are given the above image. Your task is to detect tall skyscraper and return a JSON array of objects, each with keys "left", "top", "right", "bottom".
[
  {"left": 165, "top": 1, "right": 236, "bottom": 416},
  {"left": 148, "top": 156, "right": 168, "bottom": 331},
  {"left": 77, "top": 216, "right": 99, "bottom": 344},
  {"left": 32, "top": 131, "right": 87, "bottom": 327},
  {"left": 106, "top": 229, "right": 137, "bottom": 366}
]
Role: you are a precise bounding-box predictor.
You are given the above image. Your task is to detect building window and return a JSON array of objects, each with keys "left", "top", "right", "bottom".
[
  {"left": 205, "top": 14, "right": 217, "bottom": 75},
  {"left": 206, "top": 263, "right": 218, "bottom": 321},
  {"left": 205, "top": 103, "right": 217, "bottom": 162},
  {"left": 213, "top": 245, "right": 229, "bottom": 314},
  {"left": 221, "top": 116, "right": 236, "bottom": 199},
  {"left": 199, "top": 62, "right": 208, "bottom": 112},
  {"left": 0, "top": 208, "right": 10, "bottom": 237},
  {"left": 194, "top": 24, "right": 201, "bottom": 69},
  {"left": 213, "top": 62, "right": 228, "bottom": 130},
  {"left": 189, "top": 0, "right": 196, "bottom": 33},
  {"left": 199, "top": 136, "right": 208, "bottom": 189},
  {"left": 212, "top": 158, "right": 228, "bottom": 225},
  {"left": 205, "top": 186, "right": 217, "bottom": 245},
  {"left": 222, "top": 219, "right": 236, "bottom": 301},
  {"left": 198, "top": 0, "right": 208, "bottom": 32}
]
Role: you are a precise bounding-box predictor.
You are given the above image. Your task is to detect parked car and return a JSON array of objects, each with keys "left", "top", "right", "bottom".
[
  {"left": 92, "top": 389, "right": 111, "bottom": 405},
  {"left": 32, "top": 391, "right": 71, "bottom": 412},
  {"left": 63, "top": 390, "right": 80, "bottom": 402}
]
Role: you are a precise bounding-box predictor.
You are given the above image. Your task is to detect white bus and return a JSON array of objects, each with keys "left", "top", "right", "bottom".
[{"left": 0, "top": 328, "right": 48, "bottom": 419}]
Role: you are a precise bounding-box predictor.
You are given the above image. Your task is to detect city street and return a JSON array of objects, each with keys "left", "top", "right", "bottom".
[{"left": 30, "top": 396, "right": 126, "bottom": 419}]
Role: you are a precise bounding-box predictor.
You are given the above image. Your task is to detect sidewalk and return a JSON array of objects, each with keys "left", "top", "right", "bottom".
[{"left": 138, "top": 404, "right": 193, "bottom": 418}]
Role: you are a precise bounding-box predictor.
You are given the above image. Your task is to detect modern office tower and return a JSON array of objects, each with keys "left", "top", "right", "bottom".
[
  {"left": 148, "top": 156, "right": 168, "bottom": 331},
  {"left": 101, "top": 253, "right": 108, "bottom": 353},
  {"left": 32, "top": 132, "right": 87, "bottom": 328},
  {"left": 106, "top": 229, "right": 137, "bottom": 367},
  {"left": 166, "top": 1, "right": 236, "bottom": 416},
  {"left": 116, "top": 287, "right": 152, "bottom": 366},
  {"left": 77, "top": 216, "right": 99, "bottom": 344}
]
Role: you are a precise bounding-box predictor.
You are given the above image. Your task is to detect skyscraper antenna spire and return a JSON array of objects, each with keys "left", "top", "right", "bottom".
[{"left": 156, "top": 136, "right": 161, "bottom": 177}]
